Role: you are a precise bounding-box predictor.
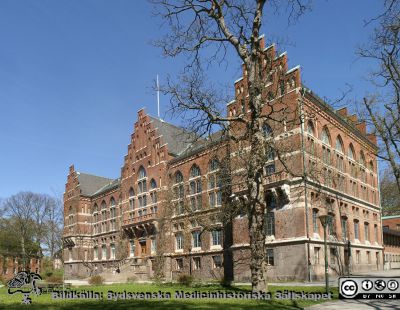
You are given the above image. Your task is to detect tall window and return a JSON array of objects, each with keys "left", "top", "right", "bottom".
[
  {"left": 321, "top": 127, "right": 331, "bottom": 146},
  {"left": 189, "top": 164, "right": 202, "bottom": 211},
  {"left": 211, "top": 230, "right": 222, "bottom": 246},
  {"left": 374, "top": 224, "right": 379, "bottom": 243},
  {"left": 137, "top": 166, "right": 147, "bottom": 208},
  {"left": 307, "top": 121, "right": 316, "bottom": 156},
  {"left": 110, "top": 244, "right": 115, "bottom": 259},
  {"left": 322, "top": 147, "right": 331, "bottom": 165},
  {"left": 354, "top": 220, "right": 359, "bottom": 240},
  {"left": 192, "top": 231, "right": 202, "bottom": 248},
  {"left": 150, "top": 179, "right": 157, "bottom": 204},
  {"left": 307, "top": 121, "right": 315, "bottom": 136},
  {"left": 129, "top": 188, "right": 135, "bottom": 210},
  {"left": 341, "top": 217, "right": 347, "bottom": 240},
  {"left": 359, "top": 152, "right": 367, "bottom": 183},
  {"left": 208, "top": 159, "right": 221, "bottom": 208},
  {"left": 312, "top": 209, "right": 319, "bottom": 233},
  {"left": 364, "top": 222, "right": 370, "bottom": 242},
  {"left": 348, "top": 144, "right": 355, "bottom": 160},
  {"left": 94, "top": 247, "right": 98, "bottom": 260},
  {"left": 266, "top": 249, "right": 274, "bottom": 266},
  {"left": 175, "top": 233, "right": 183, "bottom": 250},
  {"left": 335, "top": 136, "right": 344, "bottom": 172},
  {"left": 102, "top": 245, "right": 107, "bottom": 260},
  {"left": 265, "top": 193, "right": 276, "bottom": 236}
]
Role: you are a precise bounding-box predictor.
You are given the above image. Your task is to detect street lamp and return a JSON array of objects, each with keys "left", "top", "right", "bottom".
[{"left": 319, "top": 214, "right": 332, "bottom": 294}]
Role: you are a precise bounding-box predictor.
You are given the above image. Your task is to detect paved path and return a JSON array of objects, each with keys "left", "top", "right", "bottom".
[
  {"left": 306, "top": 269, "right": 400, "bottom": 310},
  {"left": 307, "top": 299, "right": 400, "bottom": 310}
]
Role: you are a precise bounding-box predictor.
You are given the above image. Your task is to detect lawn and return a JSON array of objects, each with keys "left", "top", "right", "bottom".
[{"left": 0, "top": 283, "right": 338, "bottom": 309}]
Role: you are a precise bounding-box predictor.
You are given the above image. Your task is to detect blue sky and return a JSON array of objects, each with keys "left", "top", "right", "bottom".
[{"left": 0, "top": 0, "right": 383, "bottom": 198}]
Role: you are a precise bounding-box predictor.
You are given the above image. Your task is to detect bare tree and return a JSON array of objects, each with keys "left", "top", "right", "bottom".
[
  {"left": 2, "top": 192, "right": 44, "bottom": 270},
  {"left": 152, "top": 0, "right": 309, "bottom": 291},
  {"left": 358, "top": 0, "right": 400, "bottom": 192},
  {"left": 42, "top": 195, "right": 64, "bottom": 259},
  {"left": 380, "top": 168, "right": 400, "bottom": 215}
]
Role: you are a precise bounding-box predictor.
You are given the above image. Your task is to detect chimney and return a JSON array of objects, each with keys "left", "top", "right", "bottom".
[
  {"left": 356, "top": 121, "right": 367, "bottom": 135},
  {"left": 367, "top": 133, "right": 377, "bottom": 145},
  {"left": 337, "top": 107, "right": 348, "bottom": 117},
  {"left": 348, "top": 114, "right": 358, "bottom": 123}
]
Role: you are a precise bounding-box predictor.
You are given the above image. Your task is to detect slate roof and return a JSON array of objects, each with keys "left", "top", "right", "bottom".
[
  {"left": 149, "top": 116, "right": 201, "bottom": 156},
  {"left": 76, "top": 172, "right": 115, "bottom": 197}
]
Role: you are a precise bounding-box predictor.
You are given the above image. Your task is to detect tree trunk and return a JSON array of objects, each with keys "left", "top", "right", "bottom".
[
  {"left": 21, "top": 236, "right": 26, "bottom": 271},
  {"left": 248, "top": 201, "right": 267, "bottom": 292}
]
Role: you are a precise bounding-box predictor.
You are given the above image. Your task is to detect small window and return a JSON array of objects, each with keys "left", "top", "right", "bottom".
[
  {"left": 175, "top": 171, "right": 183, "bottom": 183},
  {"left": 266, "top": 249, "right": 274, "bottom": 266},
  {"left": 190, "top": 165, "right": 201, "bottom": 178},
  {"left": 208, "top": 159, "right": 219, "bottom": 172},
  {"left": 176, "top": 258, "right": 183, "bottom": 270},
  {"left": 193, "top": 257, "right": 201, "bottom": 270},
  {"left": 212, "top": 255, "right": 222, "bottom": 268}
]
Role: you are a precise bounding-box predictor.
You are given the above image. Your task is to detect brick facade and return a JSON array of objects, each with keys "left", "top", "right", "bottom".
[
  {"left": 382, "top": 215, "right": 400, "bottom": 269},
  {"left": 0, "top": 256, "right": 42, "bottom": 281},
  {"left": 63, "top": 40, "right": 383, "bottom": 282}
]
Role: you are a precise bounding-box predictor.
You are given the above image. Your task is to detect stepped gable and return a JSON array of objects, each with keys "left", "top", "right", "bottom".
[{"left": 76, "top": 172, "right": 115, "bottom": 197}]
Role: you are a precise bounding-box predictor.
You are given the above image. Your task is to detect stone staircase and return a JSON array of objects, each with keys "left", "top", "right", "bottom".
[{"left": 96, "top": 257, "right": 152, "bottom": 283}]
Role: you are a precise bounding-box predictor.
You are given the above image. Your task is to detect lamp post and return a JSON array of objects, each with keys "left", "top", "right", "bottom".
[{"left": 319, "top": 214, "right": 331, "bottom": 294}]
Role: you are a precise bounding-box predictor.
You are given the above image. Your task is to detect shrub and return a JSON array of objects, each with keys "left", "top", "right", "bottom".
[
  {"left": 126, "top": 276, "right": 137, "bottom": 283},
  {"left": 46, "top": 275, "right": 63, "bottom": 284},
  {"left": 88, "top": 275, "right": 104, "bottom": 285},
  {"left": 177, "top": 274, "right": 193, "bottom": 287}
]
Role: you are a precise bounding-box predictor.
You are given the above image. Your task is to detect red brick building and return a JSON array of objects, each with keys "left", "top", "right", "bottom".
[
  {"left": 382, "top": 215, "right": 400, "bottom": 269},
  {"left": 63, "top": 40, "right": 383, "bottom": 282},
  {"left": 0, "top": 256, "right": 42, "bottom": 281}
]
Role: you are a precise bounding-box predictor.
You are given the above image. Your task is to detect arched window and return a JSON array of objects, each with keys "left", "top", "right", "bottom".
[
  {"left": 109, "top": 197, "right": 115, "bottom": 207},
  {"left": 175, "top": 171, "right": 183, "bottom": 184},
  {"left": 208, "top": 158, "right": 222, "bottom": 208},
  {"left": 138, "top": 166, "right": 146, "bottom": 179},
  {"left": 262, "top": 123, "right": 273, "bottom": 138},
  {"left": 93, "top": 203, "right": 98, "bottom": 213},
  {"left": 208, "top": 158, "right": 219, "bottom": 172},
  {"left": 101, "top": 200, "right": 106, "bottom": 209},
  {"left": 190, "top": 164, "right": 201, "bottom": 178},
  {"left": 360, "top": 151, "right": 366, "bottom": 167},
  {"left": 129, "top": 188, "right": 135, "bottom": 210},
  {"left": 307, "top": 121, "right": 315, "bottom": 136},
  {"left": 359, "top": 151, "right": 367, "bottom": 183},
  {"left": 335, "top": 136, "right": 344, "bottom": 172},
  {"left": 150, "top": 179, "right": 157, "bottom": 204},
  {"left": 348, "top": 144, "right": 355, "bottom": 160},
  {"left": 335, "top": 136, "right": 344, "bottom": 153},
  {"left": 321, "top": 127, "right": 331, "bottom": 145},
  {"left": 369, "top": 161, "right": 374, "bottom": 172},
  {"left": 174, "top": 171, "right": 184, "bottom": 202}
]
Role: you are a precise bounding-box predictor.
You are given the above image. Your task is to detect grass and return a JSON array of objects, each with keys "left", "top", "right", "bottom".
[{"left": 0, "top": 282, "right": 338, "bottom": 309}]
